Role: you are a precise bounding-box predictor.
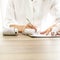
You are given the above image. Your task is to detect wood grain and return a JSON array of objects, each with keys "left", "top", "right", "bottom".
[{"left": 0, "top": 33, "right": 60, "bottom": 60}]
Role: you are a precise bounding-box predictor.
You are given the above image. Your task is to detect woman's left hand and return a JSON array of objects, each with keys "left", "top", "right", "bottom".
[
  {"left": 40, "top": 27, "right": 52, "bottom": 35},
  {"left": 40, "top": 24, "right": 56, "bottom": 35}
]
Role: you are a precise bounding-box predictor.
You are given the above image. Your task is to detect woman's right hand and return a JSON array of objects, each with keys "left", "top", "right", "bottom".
[
  {"left": 10, "top": 24, "right": 37, "bottom": 33},
  {"left": 10, "top": 24, "right": 26, "bottom": 33},
  {"left": 26, "top": 23, "right": 37, "bottom": 32}
]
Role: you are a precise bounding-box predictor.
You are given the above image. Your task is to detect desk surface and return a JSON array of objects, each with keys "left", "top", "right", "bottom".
[
  {"left": 0, "top": 33, "right": 60, "bottom": 60},
  {"left": 1, "top": 33, "right": 60, "bottom": 40}
]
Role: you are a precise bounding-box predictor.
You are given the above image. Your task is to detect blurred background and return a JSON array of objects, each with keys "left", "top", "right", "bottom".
[
  {"left": 0, "top": 0, "right": 9, "bottom": 33},
  {"left": 0, "top": 0, "right": 2, "bottom": 33}
]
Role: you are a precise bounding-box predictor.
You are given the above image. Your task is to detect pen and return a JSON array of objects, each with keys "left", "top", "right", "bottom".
[
  {"left": 26, "top": 18, "right": 37, "bottom": 32},
  {"left": 26, "top": 18, "right": 32, "bottom": 25}
]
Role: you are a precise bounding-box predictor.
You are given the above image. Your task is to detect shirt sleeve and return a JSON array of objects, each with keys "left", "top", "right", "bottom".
[
  {"left": 3, "top": 0, "right": 18, "bottom": 28},
  {"left": 50, "top": 0, "right": 60, "bottom": 24}
]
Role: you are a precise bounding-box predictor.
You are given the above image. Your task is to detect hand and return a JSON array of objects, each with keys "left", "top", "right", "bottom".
[
  {"left": 26, "top": 23, "right": 37, "bottom": 32},
  {"left": 51, "top": 28, "right": 60, "bottom": 36},
  {"left": 56, "top": 31, "right": 60, "bottom": 35},
  {"left": 40, "top": 27, "right": 52, "bottom": 35},
  {"left": 51, "top": 31, "right": 60, "bottom": 36},
  {"left": 40, "top": 24, "right": 60, "bottom": 36},
  {"left": 10, "top": 24, "right": 37, "bottom": 33},
  {"left": 40, "top": 24, "right": 56, "bottom": 35},
  {"left": 10, "top": 24, "right": 26, "bottom": 33}
]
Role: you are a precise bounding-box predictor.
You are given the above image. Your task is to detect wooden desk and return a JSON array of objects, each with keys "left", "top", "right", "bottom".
[{"left": 0, "top": 33, "right": 60, "bottom": 60}]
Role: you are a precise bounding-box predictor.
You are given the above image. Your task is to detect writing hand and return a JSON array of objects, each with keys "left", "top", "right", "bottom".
[{"left": 26, "top": 23, "right": 37, "bottom": 32}]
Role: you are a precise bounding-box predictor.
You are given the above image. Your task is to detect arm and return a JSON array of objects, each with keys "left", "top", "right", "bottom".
[
  {"left": 10, "top": 23, "right": 37, "bottom": 33},
  {"left": 3, "top": 0, "right": 18, "bottom": 27},
  {"left": 3, "top": 0, "right": 37, "bottom": 33},
  {"left": 40, "top": 0, "right": 60, "bottom": 35},
  {"left": 3, "top": 0, "right": 25, "bottom": 33}
]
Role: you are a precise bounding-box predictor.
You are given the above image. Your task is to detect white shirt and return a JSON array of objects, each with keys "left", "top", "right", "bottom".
[{"left": 3, "top": 0, "right": 60, "bottom": 32}]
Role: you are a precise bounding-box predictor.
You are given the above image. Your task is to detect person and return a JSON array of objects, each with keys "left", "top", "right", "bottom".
[{"left": 3, "top": 0, "right": 60, "bottom": 35}]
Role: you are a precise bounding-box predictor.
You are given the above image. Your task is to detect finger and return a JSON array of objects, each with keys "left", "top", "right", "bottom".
[
  {"left": 46, "top": 28, "right": 52, "bottom": 35},
  {"left": 51, "top": 32, "right": 55, "bottom": 36},
  {"left": 40, "top": 28, "right": 52, "bottom": 35},
  {"left": 26, "top": 24, "right": 37, "bottom": 31},
  {"left": 40, "top": 30, "right": 47, "bottom": 34},
  {"left": 56, "top": 31, "right": 60, "bottom": 35},
  {"left": 32, "top": 27, "right": 37, "bottom": 32},
  {"left": 29, "top": 24, "right": 37, "bottom": 32},
  {"left": 27, "top": 24, "right": 33, "bottom": 28},
  {"left": 10, "top": 25, "right": 16, "bottom": 27}
]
